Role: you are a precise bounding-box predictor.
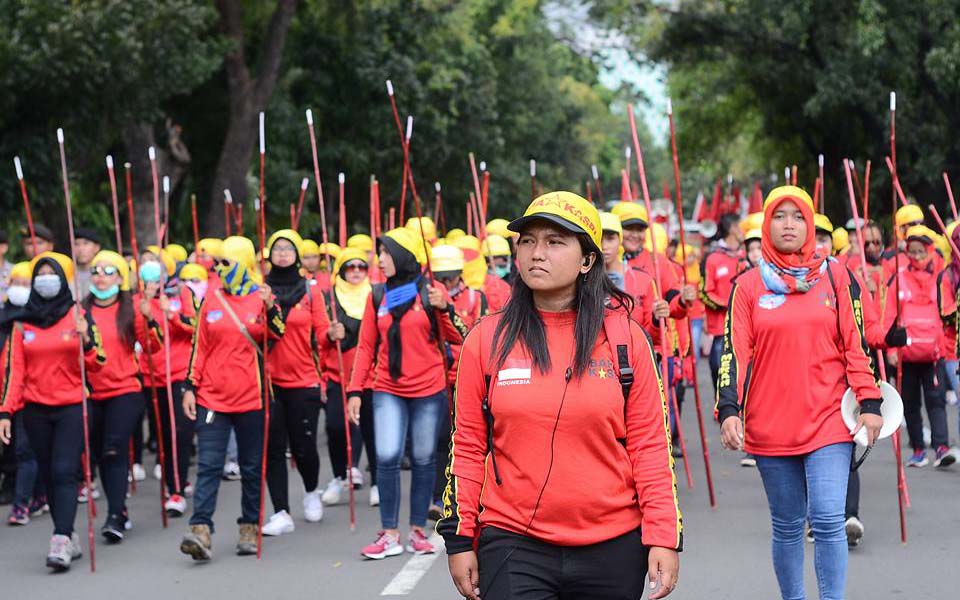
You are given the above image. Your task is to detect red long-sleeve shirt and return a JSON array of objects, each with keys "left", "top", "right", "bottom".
[
  {"left": 446, "top": 285, "right": 488, "bottom": 386},
  {"left": 626, "top": 250, "right": 688, "bottom": 320},
  {"left": 622, "top": 267, "right": 655, "bottom": 336},
  {"left": 1, "top": 311, "right": 106, "bottom": 417},
  {"left": 482, "top": 273, "right": 511, "bottom": 312},
  {"left": 137, "top": 287, "right": 197, "bottom": 386},
  {"left": 347, "top": 281, "right": 466, "bottom": 398},
  {"left": 716, "top": 263, "right": 881, "bottom": 455},
  {"left": 268, "top": 285, "right": 330, "bottom": 389},
  {"left": 186, "top": 291, "right": 285, "bottom": 413},
  {"left": 699, "top": 245, "right": 744, "bottom": 336},
  {"left": 437, "top": 309, "right": 683, "bottom": 553},
  {"left": 87, "top": 301, "right": 146, "bottom": 400}
]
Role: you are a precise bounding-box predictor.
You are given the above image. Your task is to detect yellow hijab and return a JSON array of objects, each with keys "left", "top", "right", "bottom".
[{"left": 332, "top": 248, "right": 371, "bottom": 320}]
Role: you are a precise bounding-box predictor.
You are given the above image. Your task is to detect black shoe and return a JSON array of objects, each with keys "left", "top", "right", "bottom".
[
  {"left": 101, "top": 513, "right": 127, "bottom": 544},
  {"left": 671, "top": 441, "right": 684, "bottom": 459}
]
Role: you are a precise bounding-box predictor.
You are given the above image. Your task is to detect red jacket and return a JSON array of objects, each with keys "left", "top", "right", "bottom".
[
  {"left": 446, "top": 284, "right": 489, "bottom": 386},
  {"left": 137, "top": 287, "right": 198, "bottom": 386},
  {"left": 347, "top": 281, "right": 466, "bottom": 398},
  {"left": 1, "top": 311, "right": 106, "bottom": 417},
  {"left": 482, "top": 273, "right": 511, "bottom": 312},
  {"left": 699, "top": 244, "right": 744, "bottom": 336},
  {"left": 626, "top": 250, "right": 688, "bottom": 320},
  {"left": 437, "top": 309, "right": 683, "bottom": 553},
  {"left": 87, "top": 300, "right": 146, "bottom": 400},
  {"left": 716, "top": 263, "right": 881, "bottom": 455},
  {"left": 186, "top": 290, "right": 285, "bottom": 413},
  {"left": 268, "top": 285, "right": 330, "bottom": 389}
]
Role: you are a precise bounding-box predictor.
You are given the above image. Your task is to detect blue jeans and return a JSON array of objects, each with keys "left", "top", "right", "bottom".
[
  {"left": 690, "top": 317, "right": 704, "bottom": 358},
  {"left": 373, "top": 390, "right": 445, "bottom": 529},
  {"left": 755, "top": 442, "right": 852, "bottom": 600},
  {"left": 189, "top": 406, "right": 263, "bottom": 532}
]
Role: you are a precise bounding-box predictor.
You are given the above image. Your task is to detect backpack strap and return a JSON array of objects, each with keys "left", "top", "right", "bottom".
[{"left": 602, "top": 310, "right": 635, "bottom": 401}]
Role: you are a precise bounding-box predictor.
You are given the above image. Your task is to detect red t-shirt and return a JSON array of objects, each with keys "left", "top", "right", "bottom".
[
  {"left": 699, "top": 246, "right": 744, "bottom": 336},
  {"left": 137, "top": 287, "right": 198, "bottom": 386}
]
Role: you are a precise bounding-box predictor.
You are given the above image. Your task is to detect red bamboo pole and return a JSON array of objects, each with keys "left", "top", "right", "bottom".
[
  {"left": 255, "top": 112, "right": 274, "bottom": 555},
  {"left": 592, "top": 164, "right": 604, "bottom": 204},
  {"left": 466, "top": 201, "right": 473, "bottom": 237},
  {"left": 813, "top": 177, "right": 821, "bottom": 212},
  {"left": 56, "top": 128, "right": 96, "bottom": 572},
  {"left": 386, "top": 81, "right": 411, "bottom": 223},
  {"left": 667, "top": 98, "right": 716, "bottom": 506},
  {"left": 818, "top": 154, "right": 825, "bottom": 213},
  {"left": 338, "top": 173, "right": 347, "bottom": 247},
  {"left": 106, "top": 156, "right": 123, "bottom": 252},
  {"left": 190, "top": 194, "right": 200, "bottom": 252},
  {"left": 530, "top": 159, "right": 537, "bottom": 201},
  {"left": 13, "top": 157, "right": 38, "bottom": 255},
  {"left": 863, "top": 160, "right": 872, "bottom": 221},
  {"left": 849, "top": 160, "right": 864, "bottom": 205},
  {"left": 481, "top": 167, "right": 490, "bottom": 218},
  {"left": 124, "top": 164, "right": 140, "bottom": 261},
  {"left": 306, "top": 109, "right": 356, "bottom": 530},
  {"left": 791, "top": 165, "right": 798, "bottom": 186},
  {"left": 627, "top": 106, "right": 694, "bottom": 490},
  {"left": 943, "top": 172, "right": 959, "bottom": 222}
]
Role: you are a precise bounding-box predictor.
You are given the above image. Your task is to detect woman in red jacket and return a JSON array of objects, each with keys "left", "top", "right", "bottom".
[
  {"left": 82, "top": 250, "right": 149, "bottom": 543},
  {"left": 439, "top": 192, "right": 681, "bottom": 600},
  {"left": 345, "top": 227, "right": 465, "bottom": 560},
  {"left": 261, "top": 229, "right": 330, "bottom": 536},
  {"left": 717, "top": 186, "right": 882, "bottom": 600},
  {"left": 0, "top": 252, "right": 105, "bottom": 571},
  {"left": 178, "top": 241, "right": 285, "bottom": 561},
  {"left": 319, "top": 247, "right": 377, "bottom": 507}
]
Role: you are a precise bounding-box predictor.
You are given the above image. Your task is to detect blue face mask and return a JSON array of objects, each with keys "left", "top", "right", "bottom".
[
  {"left": 494, "top": 264, "right": 511, "bottom": 279},
  {"left": 90, "top": 284, "right": 119, "bottom": 300},
  {"left": 140, "top": 261, "right": 162, "bottom": 283}
]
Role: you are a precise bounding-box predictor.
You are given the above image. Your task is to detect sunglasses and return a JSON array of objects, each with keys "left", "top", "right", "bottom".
[
  {"left": 90, "top": 265, "right": 119, "bottom": 277},
  {"left": 864, "top": 240, "right": 882, "bottom": 247},
  {"left": 215, "top": 259, "right": 232, "bottom": 267},
  {"left": 342, "top": 262, "right": 368, "bottom": 272}
]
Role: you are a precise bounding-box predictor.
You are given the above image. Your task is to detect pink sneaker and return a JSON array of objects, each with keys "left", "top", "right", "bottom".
[
  {"left": 406, "top": 529, "right": 435, "bottom": 555},
  {"left": 361, "top": 531, "right": 403, "bottom": 560}
]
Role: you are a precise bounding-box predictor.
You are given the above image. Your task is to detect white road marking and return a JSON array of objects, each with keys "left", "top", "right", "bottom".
[{"left": 380, "top": 534, "right": 446, "bottom": 596}]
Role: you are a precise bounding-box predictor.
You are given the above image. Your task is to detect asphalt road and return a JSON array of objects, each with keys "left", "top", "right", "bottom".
[{"left": 2, "top": 365, "right": 958, "bottom": 598}]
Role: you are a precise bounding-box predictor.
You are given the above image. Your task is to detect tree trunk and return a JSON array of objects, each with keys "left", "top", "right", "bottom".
[{"left": 208, "top": 0, "right": 298, "bottom": 237}]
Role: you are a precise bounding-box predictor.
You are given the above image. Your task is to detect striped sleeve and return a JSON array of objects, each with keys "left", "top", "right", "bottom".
[
  {"left": 837, "top": 266, "right": 881, "bottom": 403},
  {"left": 715, "top": 279, "right": 753, "bottom": 423},
  {"left": 184, "top": 300, "right": 209, "bottom": 392},
  {"left": 0, "top": 326, "right": 25, "bottom": 418}
]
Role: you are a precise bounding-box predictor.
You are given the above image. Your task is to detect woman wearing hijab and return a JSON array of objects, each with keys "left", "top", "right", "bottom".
[
  {"left": 136, "top": 247, "right": 198, "bottom": 517},
  {"left": 82, "top": 251, "right": 149, "bottom": 543},
  {"left": 717, "top": 186, "right": 882, "bottom": 600},
  {"left": 0, "top": 252, "right": 105, "bottom": 571},
  {"left": 346, "top": 227, "right": 466, "bottom": 559},
  {"left": 261, "top": 230, "right": 330, "bottom": 536},
  {"left": 439, "top": 192, "right": 681, "bottom": 600},
  {"left": 319, "top": 247, "right": 378, "bottom": 507},
  {"left": 178, "top": 239, "right": 285, "bottom": 561}
]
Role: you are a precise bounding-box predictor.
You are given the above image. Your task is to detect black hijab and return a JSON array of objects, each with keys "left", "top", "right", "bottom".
[
  {"left": 379, "top": 236, "right": 423, "bottom": 380},
  {"left": 1, "top": 257, "right": 75, "bottom": 330},
  {"left": 265, "top": 237, "right": 307, "bottom": 316}
]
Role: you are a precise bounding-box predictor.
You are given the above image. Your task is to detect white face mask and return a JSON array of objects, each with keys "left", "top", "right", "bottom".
[
  {"left": 6, "top": 285, "right": 30, "bottom": 307},
  {"left": 34, "top": 274, "right": 62, "bottom": 299}
]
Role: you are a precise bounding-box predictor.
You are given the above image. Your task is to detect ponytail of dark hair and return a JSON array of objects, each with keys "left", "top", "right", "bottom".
[
  {"left": 490, "top": 233, "right": 633, "bottom": 379},
  {"left": 83, "top": 291, "right": 137, "bottom": 350}
]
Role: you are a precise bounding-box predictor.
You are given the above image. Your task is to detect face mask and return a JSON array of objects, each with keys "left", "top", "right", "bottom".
[
  {"left": 6, "top": 285, "right": 30, "bottom": 307},
  {"left": 140, "top": 261, "right": 162, "bottom": 283},
  {"left": 185, "top": 280, "right": 208, "bottom": 300},
  {"left": 90, "top": 284, "right": 119, "bottom": 300},
  {"left": 34, "top": 274, "right": 62, "bottom": 299},
  {"left": 494, "top": 264, "right": 511, "bottom": 279}
]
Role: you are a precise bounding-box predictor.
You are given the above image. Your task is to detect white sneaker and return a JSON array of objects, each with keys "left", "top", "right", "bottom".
[
  {"left": 184, "top": 483, "right": 194, "bottom": 498},
  {"left": 947, "top": 390, "right": 958, "bottom": 406},
  {"left": 132, "top": 463, "right": 146, "bottom": 482},
  {"left": 845, "top": 516, "right": 864, "bottom": 547},
  {"left": 321, "top": 477, "right": 346, "bottom": 505},
  {"left": 153, "top": 464, "right": 163, "bottom": 481},
  {"left": 369, "top": 485, "right": 380, "bottom": 507},
  {"left": 303, "top": 490, "right": 324, "bottom": 523},
  {"left": 261, "top": 510, "right": 295, "bottom": 536},
  {"left": 77, "top": 483, "right": 101, "bottom": 503},
  {"left": 46, "top": 533, "right": 83, "bottom": 570},
  {"left": 349, "top": 467, "right": 365, "bottom": 489},
  {"left": 164, "top": 494, "right": 187, "bottom": 517},
  {"left": 222, "top": 461, "right": 241, "bottom": 481}
]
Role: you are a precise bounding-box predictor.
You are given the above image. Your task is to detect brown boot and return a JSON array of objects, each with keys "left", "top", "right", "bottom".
[
  {"left": 180, "top": 524, "right": 212, "bottom": 561},
  {"left": 236, "top": 523, "right": 257, "bottom": 556}
]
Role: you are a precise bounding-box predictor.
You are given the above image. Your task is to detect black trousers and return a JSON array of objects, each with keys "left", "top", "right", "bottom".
[
  {"left": 324, "top": 382, "right": 376, "bottom": 484},
  {"left": 478, "top": 526, "right": 649, "bottom": 600},
  {"left": 901, "top": 361, "right": 949, "bottom": 450},
  {"left": 147, "top": 381, "right": 195, "bottom": 495},
  {"left": 23, "top": 403, "right": 84, "bottom": 536},
  {"left": 266, "top": 386, "right": 323, "bottom": 513},
  {"left": 88, "top": 392, "right": 145, "bottom": 516}
]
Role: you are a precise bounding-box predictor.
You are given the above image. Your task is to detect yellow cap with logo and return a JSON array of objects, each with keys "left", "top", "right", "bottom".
[
  {"left": 611, "top": 201, "right": 648, "bottom": 227},
  {"left": 508, "top": 191, "right": 601, "bottom": 252},
  {"left": 600, "top": 212, "right": 622, "bottom": 236}
]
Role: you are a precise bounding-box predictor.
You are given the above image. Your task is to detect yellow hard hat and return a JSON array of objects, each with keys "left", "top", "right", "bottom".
[
  {"left": 895, "top": 204, "right": 924, "bottom": 228},
  {"left": 611, "top": 201, "right": 648, "bottom": 227},
  {"left": 600, "top": 212, "right": 622, "bottom": 236},
  {"left": 740, "top": 212, "right": 764, "bottom": 234},
  {"left": 347, "top": 233, "right": 374, "bottom": 253},
  {"left": 905, "top": 225, "right": 935, "bottom": 244},
  {"left": 508, "top": 191, "right": 601, "bottom": 252},
  {"left": 333, "top": 247, "right": 369, "bottom": 276},
  {"left": 946, "top": 221, "right": 960, "bottom": 240},
  {"left": 745, "top": 228, "right": 762, "bottom": 242},
  {"left": 431, "top": 245, "right": 465, "bottom": 273},
  {"left": 481, "top": 234, "right": 511, "bottom": 257},
  {"left": 91, "top": 250, "right": 131, "bottom": 291},
  {"left": 832, "top": 228, "right": 850, "bottom": 254},
  {"left": 317, "top": 242, "right": 341, "bottom": 259},
  {"left": 10, "top": 261, "right": 31, "bottom": 281}
]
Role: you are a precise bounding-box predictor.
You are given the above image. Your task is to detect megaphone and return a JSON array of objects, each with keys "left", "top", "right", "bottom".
[
  {"left": 699, "top": 219, "right": 718, "bottom": 239},
  {"left": 841, "top": 382, "right": 904, "bottom": 469}
]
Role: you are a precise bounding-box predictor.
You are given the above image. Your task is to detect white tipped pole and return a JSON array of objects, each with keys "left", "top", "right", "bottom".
[
  {"left": 625, "top": 146, "right": 631, "bottom": 159},
  {"left": 405, "top": 115, "right": 413, "bottom": 141},
  {"left": 254, "top": 197, "right": 260, "bottom": 212},
  {"left": 727, "top": 173, "right": 733, "bottom": 186},
  {"left": 819, "top": 154, "right": 824, "bottom": 167},
  {"left": 530, "top": 159, "right": 536, "bottom": 177},
  {"left": 592, "top": 164, "right": 599, "bottom": 180},
  {"left": 301, "top": 177, "right": 309, "bottom": 191},
  {"left": 14, "top": 156, "right": 23, "bottom": 180},
  {"left": 666, "top": 97, "right": 673, "bottom": 116},
  {"left": 106, "top": 155, "right": 114, "bottom": 170},
  {"left": 480, "top": 161, "right": 486, "bottom": 172},
  {"left": 148, "top": 146, "right": 156, "bottom": 160},
  {"left": 785, "top": 167, "right": 791, "bottom": 181},
  {"left": 124, "top": 162, "right": 131, "bottom": 169},
  {"left": 259, "top": 112, "right": 265, "bottom": 154},
  {"left": 57, "top": 128, "right": 64, "bottom": 144},
  {"left": 890, "top": 91, "right": 896, "bottom": 111},
  {"left": 435, "top": 181, "right": 441, "bottom": 192},
  {"left": 305, "top": 108, "right": 314, "bottom": 125},
  {"left": 224, "top": 189, "right": 233, "bottom": 204},
  {"left": 338, "top": 172, "right": 345, "bottom": 184},
  {"left": 386, "top": 79, "right": 394, "bottom": 96},
  {"left": 162, "top": 175, "right": 170, "bottom": 194}
]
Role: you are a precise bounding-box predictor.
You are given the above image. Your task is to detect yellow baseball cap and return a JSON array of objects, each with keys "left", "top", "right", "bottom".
[
  {"left": 91, "top": 250, "right": 131, "bottom": 291},
  {"left": 431, "top": 245, "right": 465, "bottom": 273},
  {"left": 611, "top": 201, "right": 648, "bottom": 227},
  {"left": 763, "top": 186, "right": 814, "bottom": 212},
  {"left": 814, "top": 214, "right": 834, "bottom": 234},
  {"left": 905, "top": 224, "right": 935, "bottom": 244},
  {"left": 895, "top": 204, "right": 924, "bottom": 227},
  {"left": 740, "top": 211, "right": 764, "bottom": 234},
  {"left": 508, "top": 191, "right": 601, "bottom": 252},
  {"left": 600, "top": 212, "right": 622, "bottom": 236}
]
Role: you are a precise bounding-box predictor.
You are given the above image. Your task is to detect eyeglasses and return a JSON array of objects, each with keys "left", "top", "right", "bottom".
[
  {"left": 342, "top": 262, "right": 368, "bottom": 272},
  {"left": 90, "top": 265, "right": 118, "bottom": 277},
  {"left": 272, "top": 245, "right": 296, "bottom": 254}
]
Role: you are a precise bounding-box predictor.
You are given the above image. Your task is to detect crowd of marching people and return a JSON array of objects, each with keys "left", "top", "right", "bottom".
[{"left": 0, "top": 181, "right": 957, "bottom": 599}]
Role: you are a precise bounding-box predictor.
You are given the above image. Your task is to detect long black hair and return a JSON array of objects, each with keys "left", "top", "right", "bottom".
[
  {"left": 714, "top": 213, "right": 741, "bottom": 243},
  {"left": 83, "top": 291, "right": 136, "bottom": 349},
  {"left": 490, "top": 232, "right": 633, "bottom": 379}
]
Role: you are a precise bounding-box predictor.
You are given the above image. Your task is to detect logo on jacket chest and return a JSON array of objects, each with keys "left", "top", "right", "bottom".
[
  {"left": 758, "top": 293, "right": 785, "bottom": 310},
  {"left": 496, "top": 358, "right": 531, "bottom": 387},
  {"left": 23, "top": 330, "right": 36, "bottom": 344},
  {"left": 589, "top": 357, "right": 614, "bottom": 379},
  {"left": 207, "top": 310, "right": 223, "bottom": 323}
]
